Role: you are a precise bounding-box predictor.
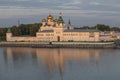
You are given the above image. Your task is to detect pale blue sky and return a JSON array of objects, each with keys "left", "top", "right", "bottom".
[{"left": 0, "top": 0, "right": 120, "bottom": 27}]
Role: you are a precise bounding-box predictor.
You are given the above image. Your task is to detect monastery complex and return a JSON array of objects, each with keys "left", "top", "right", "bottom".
[{"left": 6, "top": 13, "right": 120, "bottom": 42}]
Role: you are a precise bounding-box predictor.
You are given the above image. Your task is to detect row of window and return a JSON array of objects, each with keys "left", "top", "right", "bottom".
[
  {"left": 38, "top": 37, "right": 54, "bottom": 39},
  {"left": 63, "top": 34, "right": 92, "bottom": 36},
  {"left": 63, "top": 34, "right": 78, "bottom": 36},
  {"left": 37, "top": 34, "right": 44, "bottom": 36},
  {"left": 37, "top": 33, "right": 95, "bottom": 37},
  {"left": 46, "top": 34, "right": 54, "bottom": 36},
  {"left": 37, "top": 34, "right": 54, "bottom": 36}
]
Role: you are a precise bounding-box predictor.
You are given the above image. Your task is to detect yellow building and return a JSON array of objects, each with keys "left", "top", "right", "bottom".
[
  {"left": 6, "top": 13, "right": 100, "bottom": 42},
  {"left": 36, "top": 13, "right": 100, "bottom": 42}
]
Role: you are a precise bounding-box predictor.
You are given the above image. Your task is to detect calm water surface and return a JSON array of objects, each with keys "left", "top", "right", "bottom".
[{"left": 0, "top": 47, "right": 120, "bottom": 80}]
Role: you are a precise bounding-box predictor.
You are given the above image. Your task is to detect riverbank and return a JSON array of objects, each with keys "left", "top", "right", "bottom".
[{"left": 0, "top": 41, "right": 119, "bottom": 49}]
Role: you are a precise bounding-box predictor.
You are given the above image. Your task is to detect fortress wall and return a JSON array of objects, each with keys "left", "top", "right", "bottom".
[{"left": 7, "top": 36, "right": 37, "bottom": 42}]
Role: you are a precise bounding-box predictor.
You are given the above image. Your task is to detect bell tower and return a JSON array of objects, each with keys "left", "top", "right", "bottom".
[{"left": 58, "top": 13, "right": 64, "bottom": 27}]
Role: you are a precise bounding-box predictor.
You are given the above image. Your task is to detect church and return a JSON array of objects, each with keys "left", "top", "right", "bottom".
[{"left": 6, "top": 13, "right": 101, "bottom": 42}]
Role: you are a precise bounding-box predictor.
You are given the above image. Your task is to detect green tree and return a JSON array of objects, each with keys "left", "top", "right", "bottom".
[
  {"left": 110, "top": 27, "right": 120, "bottom": 32},
  {"left": 0, "top": 28, "right": 7, "bottom": 41},
  {"left": 94, "top": 24, "right": 110, "bottom": 31},
  {"left": 29, "top": 23, "right": 40, "bottom": 36},
  {"left": 18, "top": 23, "right": 41, "bottom": 36},
  {"left": 11, "top": 26, "right": 20, "bottom": 36}
]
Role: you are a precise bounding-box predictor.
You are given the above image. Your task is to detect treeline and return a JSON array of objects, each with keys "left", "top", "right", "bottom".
[
  {"left": 0, "top": 23, "right": 41, "bottom": 41},
  {"left": 11, "top": 23, "right": 41, "bottom": 36},
  {"left": 0, "top": 28, "right": 8, "bottom": 41},
  {"left": 75, "top": 24, "right": 120, "bottom": 32}
]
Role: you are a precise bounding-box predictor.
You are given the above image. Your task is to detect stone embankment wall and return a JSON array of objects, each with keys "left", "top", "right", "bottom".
[{"left": 0, "top": 42, "right": 117, "bottom": 48}]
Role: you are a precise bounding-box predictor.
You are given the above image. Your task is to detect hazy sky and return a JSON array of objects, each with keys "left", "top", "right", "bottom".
[{"left": 0, "top": 0, "right": 120, "bottom": 27}]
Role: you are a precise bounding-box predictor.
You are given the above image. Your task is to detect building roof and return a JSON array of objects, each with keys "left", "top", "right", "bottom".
[
  {"left": 64, "top": 29, "right": 100, "bottom": 32},
  {"left": 39, "top": 29, "right": 100, "bottom": 33},
  {"left": 7, "top": 28, "right": 12, "bottom": 33}
]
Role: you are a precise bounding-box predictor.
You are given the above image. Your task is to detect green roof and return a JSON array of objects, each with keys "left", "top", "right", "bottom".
[
  {"left": 95, "top": 27, "right": 100, "bottom": 32},
  {"left": 7, "top": 28, "right": 12, "bottom": 33},
  {"left": 58, "top": 16, "right": 64, "bottom": 23}
]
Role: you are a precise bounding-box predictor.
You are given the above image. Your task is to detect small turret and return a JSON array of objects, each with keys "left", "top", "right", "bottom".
[
  {"left": 95, "top": 27, "right": 100, "bottom": 32},
  {"left": 6, "top": 28, "right": 12, "bottom": 41},
  {"left": 7, "top": 28, "right": 12, "bottom": 33}
]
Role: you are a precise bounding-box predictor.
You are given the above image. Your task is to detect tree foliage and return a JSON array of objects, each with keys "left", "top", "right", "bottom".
[
  {"left": 76, "top": 24, "right": 120, "bottom": 32},
  {"left": 94, "top": 24, "right": 110, "bottom": 31},
  {"left": 11, "top": 25, "right": 20, "bottom": 36},
  {"left": 0, "top": 23, "right": 41, "bottom": 41},
  {"left": 0, "top": 28, "right": 7, "bottom": 41},
  {"left": 18, "top": 23, "right": 41, "bottom": 36}
]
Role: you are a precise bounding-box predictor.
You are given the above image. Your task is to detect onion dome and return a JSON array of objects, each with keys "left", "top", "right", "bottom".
[
  {"left": 42, "top": 19, "right": 46, "bottom": 22},
  {"left": 53, "top": 20, "right": 55, "bottom": 22},
  {"left": 47, "top": 14, "right": 53, "bottom": 19},
  {"left": 54, "top": 19, "right": 58, "bottom": 22}
]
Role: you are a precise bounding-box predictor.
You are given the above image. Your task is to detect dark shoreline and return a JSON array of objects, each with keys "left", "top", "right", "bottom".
[{"left": 0, "top": 42, "right": 119, "bottom": 49}]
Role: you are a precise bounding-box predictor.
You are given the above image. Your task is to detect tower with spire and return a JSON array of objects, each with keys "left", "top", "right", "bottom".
[
  {"left": 67, "top": 18, "right": 74, "bottom": 30},
  {"left": 68, "top": 18, "right": 71, "bottom": 26}
]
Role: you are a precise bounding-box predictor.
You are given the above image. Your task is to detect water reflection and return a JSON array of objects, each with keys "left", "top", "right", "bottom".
[{"left": 0, "top": 47, "right": 120, "bottom": 80}]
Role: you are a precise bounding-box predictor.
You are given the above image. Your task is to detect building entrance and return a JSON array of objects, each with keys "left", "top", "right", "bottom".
[{"left": 57, "top": 36, "right": 60, "bottom": 42}]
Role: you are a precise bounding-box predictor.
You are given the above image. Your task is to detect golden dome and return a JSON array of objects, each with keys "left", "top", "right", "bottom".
[
  {"left": 53, "top": 19, "right": 55, "bottom": 21},
  {"left": 54, "top": 19, "right": 58, "bottom": 22},
  {"left": 47, "top": 14, "right": 53, "bottom": 19},
  {"left": 42, "top": 19, "right": 46, "bottom": 22}
]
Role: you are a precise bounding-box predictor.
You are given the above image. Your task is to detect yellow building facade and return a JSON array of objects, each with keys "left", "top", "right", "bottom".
[
  {"left": 36, "top": 13, "right": 100, "bottom": 42},
  {"left": 6, "top": 13, "right": 100, "bottom": 42}
]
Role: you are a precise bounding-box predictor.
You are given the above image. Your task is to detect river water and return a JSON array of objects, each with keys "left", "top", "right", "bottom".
[{"left": 0, "top": 47, "right": 120, "bottom": 80}]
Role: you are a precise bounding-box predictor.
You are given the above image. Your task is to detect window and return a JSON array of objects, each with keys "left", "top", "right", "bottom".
[
  {"left": 56, "top": 32, "right": 60, "bottom": 34},
  {"left": 46, "top": 34, "right": 50, "bottom": 36},
  {"left": 51, "top": 34, "right": 54, "bottom": 36},
  {"left": 37, "top": 34, "right": 44, "bottom": 36},
  {"left": 89, "top": 32, "right": 94, "bottom": 37}
]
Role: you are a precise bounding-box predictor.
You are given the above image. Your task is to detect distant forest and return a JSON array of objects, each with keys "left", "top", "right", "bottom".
[
  {"left": 0, "top": 23, "right": 120, "bottom": 41},
  {"left": 0, "top": 23, "right": 41, "bottom": 41}
]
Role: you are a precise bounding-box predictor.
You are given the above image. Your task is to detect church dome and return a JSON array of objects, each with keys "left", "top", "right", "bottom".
[
  {"left": 47, "top": 14, "right": 53, "bottom": 19},
  {"left": 42, "top": 19, "right": 46, "bottom": 22},
  {"left": 54, "top": 19, "right": 58, "bottom": 22}
]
